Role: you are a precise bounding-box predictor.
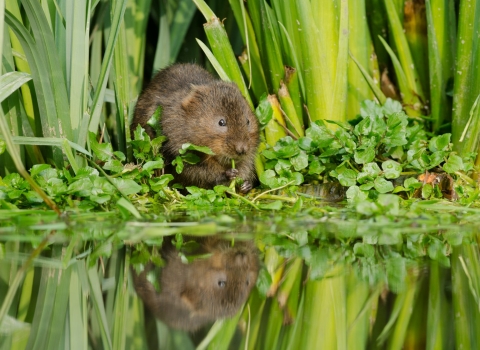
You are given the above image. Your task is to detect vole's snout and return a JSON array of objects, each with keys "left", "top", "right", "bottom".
[{"left": 235, "top": 143, "right": 249, "bottom": 156}]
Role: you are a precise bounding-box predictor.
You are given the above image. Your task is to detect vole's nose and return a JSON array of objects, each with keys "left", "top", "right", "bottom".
[{"left": 235, "top": 143, "right": 248, "bottom": 155}]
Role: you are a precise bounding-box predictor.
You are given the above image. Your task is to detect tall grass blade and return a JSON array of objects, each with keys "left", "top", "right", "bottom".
[
  {"left": 65, "top": 0, "right": 89, "bottom": 144},
  {"left": 404, "top": 0, "right": 429, "bottom": 98},
  {"left": 278, "top": 82, "right": 303, "bottom": 138},
  {"left": 347, "top": 0, "right": 375, "bottom": 120},
  {"left": 87, "top": 0, "right": 127, "bottom": 142},
  {"left": 350, "top": 53, "right": 387, "bottom": 105},
  {"left": 426, "top": 262, "right": 453, "bottom": 350},
  {"left": 378, "top": 36, "right": 423, "bottom": 117},
  {"left": 425, "top": 0, "right": 455, "bottom": 133},
  {"left": 229, "top": 0, "right": 268, "bottom": 102},
  {"left": 451, "top": 244, "right": 480, "bottom": 349},
  {"left": 295, "top": 1, "right": 328, "bottom": 122},
  {"left": 196, "top": 39, "right": 230, "bottom": 81},
  {"left": 383, "top": 0, "right": 425, "bottom": 114},
  {"left": 5, "top": 0, "right": 42, "bottom": 133},
  {"left": 331, "top": 0, "right": 349, "bottom": 123},
  {"left": 152, "top": 0, "right": 170, "bottom": 72},
  {"left": 452, "top": 0, "right": 480, "bottom": 155},
  {"left": 69, "top": 262, "right": 88, "bottom": 350},
  {"left": 88, "top": 265, "right": 113, "bottom": 350},
  {"left": 169, "top": 0, "right": 197, "bottom": 64},
  {"left": 0, "top": 72, "right": 32, "bottom": 102},
  {"left": 194, "top": 0, "right": 253, "bottom": 108},
  {"left": 112, "top": 251, "right": 129, "bottom": 349}
]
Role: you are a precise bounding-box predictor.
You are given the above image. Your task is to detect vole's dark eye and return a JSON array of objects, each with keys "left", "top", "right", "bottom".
[
  {"left": 218, "top": 119, "right": 227, "bottom": 126},
  {"left": 218, "top": 280, "right": 226, "bottom": 288},
  {"left": 246, "top": 119, "right": 250, "bottom": 126},
  {"left": 246, "top": 280, "right": 250, "bottom": 286}
]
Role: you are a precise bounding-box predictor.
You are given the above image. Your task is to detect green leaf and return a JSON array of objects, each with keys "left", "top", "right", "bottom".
[
  {"left": 354, "top": 146, "right": 375, "bottom": 164},
  {"left": 353, "top": 242, "right": 375, "bottom": 258},
  {"left": 255, "top": 93, "right": 273, "bottom": 128},
  {"left": 422, "top": 183, "right": 433, "bottom": 199},
  {"left": 89, "top": 132, "right": 114, "bottom": 162},
  {"left": 305, "top": 121, "right": 335, "bottom": 148},
  {"left": 335, "top": 166, "right": 357, "bottom": 187},
  {"left": 143, "top": 160, "right": 165, "bottom": 172},
  {"left": 374, "top": 177, "right": 394, "bottom": 193},
  {"left": 404, "top": 177, "right": 422, "bottom": 191},
  {"left": 382, "top": 160, "right": 402, "bottom": 179},
  {"left": 173, "top": 156, "right": 184, "bottom": 174},
  {"left": 110, "top": 178, "right": 142, "bottom": 196},
  {"left": 443, "top": 154, "right": 464, "bottom": 173},
  {"left": 357, "top": 162, "right": 381, "bottom": 184},
  {"left": 290, "top": 151, "right": 308, "bottom": 171},
  {"left": 179, "top": 143, "right": 215, "bottom": 155},
  {"left": 429, "top": 133, "right": 451, "bottom": 152},
  {"left": 103, "top": 160, "right": 124, "bottom": 174}
]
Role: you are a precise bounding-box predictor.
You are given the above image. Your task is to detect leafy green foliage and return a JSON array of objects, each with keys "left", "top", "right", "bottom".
[{"left": 260, "top": 99, "right": 476, "bottom": 203}]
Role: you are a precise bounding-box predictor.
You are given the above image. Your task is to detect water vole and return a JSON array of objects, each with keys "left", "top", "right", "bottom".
[
  {"left": 131, "top": 63, "right": 259, "bottom": 192},
  {"left": 131, "top": 237, "right": 259, "bottom": 331}
]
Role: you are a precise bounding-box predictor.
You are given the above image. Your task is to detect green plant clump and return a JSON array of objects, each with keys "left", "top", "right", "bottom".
[{"left": 258, "top": 98, "right": 476, "bottom": 203}]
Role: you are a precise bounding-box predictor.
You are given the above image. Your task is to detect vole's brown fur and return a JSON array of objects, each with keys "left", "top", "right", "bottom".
[
  {"left": 131, "top": 63, "right": 259, "bottom": 192},
  {"left": 131, "top": 237, "right": 259, "bottom": 332}
]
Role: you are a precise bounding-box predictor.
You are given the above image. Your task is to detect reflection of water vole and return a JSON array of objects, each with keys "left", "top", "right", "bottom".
[
  {"left": 131, "top": 237, "right": 259, "bottom": 331},
  {"left": 131, "top": 63, "right": 259, "bottom": 193}
]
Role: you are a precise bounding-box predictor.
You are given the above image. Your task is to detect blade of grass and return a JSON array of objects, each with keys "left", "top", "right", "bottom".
[
  {"left": 0, "top": 72, "right": 32, "bottom": 102},
  {"left": 347, "top": 0, "right": 375, "bottom": 120},
  {"left": 193, "top": 0, "right": 253, "bottom": 108},
  {"left": 69, "top": 262, "right": 88, "bottom": 350},
  {"left": 452, "top": 0, "right": 480, "bottom": 155},
  {"left": 125, "top": 0, "right": 152, "bottom": 95},
  {"left": 404, "top": 0, "right": 429, "bottom": 99},
  {"left": 383, "top": 0, "right": 425, "bottom": 114},
  {"left": 350, "top": 52, "right": 387, "bottom": 105},
  {"left": 112, "top": 250, "right": 128, "bottom": 349},
  {"left": 229, "top": 0, "right": 268, "bottom": 102},
  {"left": 5, "top": 0, "right": 36, "bottom": 133},
  {"left": 295, "top": 0, "right": 328, "bottom": 123},
  {"left": 426, "top": 261, "right": 453, "bottom": 350},
  {"left": 65, "top": 0, "right": 89, "bottom": 143},
  {"left": 331, "top": 0, "right": 349, "bottom": 123},
  {"left": 169, "top": 0, "right": 197, "bottom": 63},
  {"left": 278, "top": 82, "right": 303, "bottom": 138},
  {"left": 346, "top": 273, "right": 370, "bottom": 350},
  {"left": 20, "top": 0, "right": 72, "bottom": 140},
  {"left": 378, "top": 35, "right": 423, "bottom": 118},
  {"left": 152, "top": 0, "right": 170, "bottom": 72},
  {"left": 87, "top": 0, "right": 127, "bottom": 142},
  {"left": 426, "top": 0, "right": 455, "bottom": 133},
  {"left": 196, "top": 39, "right": 230, "bottom": 81}
]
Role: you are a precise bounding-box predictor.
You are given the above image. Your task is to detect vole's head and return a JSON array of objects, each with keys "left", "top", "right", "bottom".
[
  {"left": 181, "top": 239, "right": 259, "bottom": 318},
  {"left": 178, "top": 82, "right": 259, "bottom": 165}
]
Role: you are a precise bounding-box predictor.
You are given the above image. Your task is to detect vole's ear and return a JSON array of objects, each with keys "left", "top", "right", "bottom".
[{"left": 181, "top": 85, "right": 209, "bottom": 111}]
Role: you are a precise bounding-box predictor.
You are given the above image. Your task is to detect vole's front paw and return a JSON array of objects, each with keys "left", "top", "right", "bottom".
[
  {"left": 226, "top": 168, "right": 239, "bottom": 180},
  {"left": 239, "top": 180, "right": 253, "bottom": 193}
]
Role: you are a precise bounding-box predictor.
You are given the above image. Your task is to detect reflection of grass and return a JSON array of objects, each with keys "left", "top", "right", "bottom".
[{"left": 1, "top": 210, "right": 480, "bottom": 348}]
